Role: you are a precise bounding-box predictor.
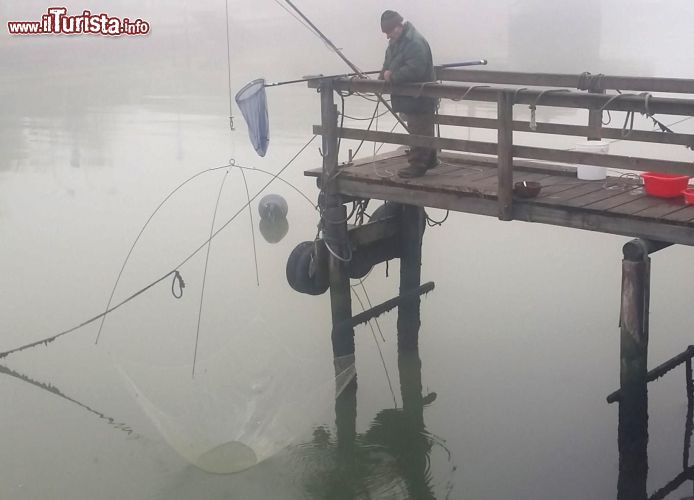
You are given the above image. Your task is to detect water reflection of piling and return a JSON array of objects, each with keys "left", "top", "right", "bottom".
[
  {"left": 328, "top": 347, "right": 437, "bottom": 500},
  {"left": 397, "top": 205, "right": 426, "bottom": 351}
]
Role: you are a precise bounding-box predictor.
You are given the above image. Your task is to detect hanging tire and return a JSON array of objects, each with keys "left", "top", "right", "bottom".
[
  {"left": 286, "top": 241, "right": 329, "bottom": 295},
  {"left": 371, "top": 202, "right": 402, "bottom": 221},
  {"left": 348, "top": 252, "right": 372, "bottom": 279}
]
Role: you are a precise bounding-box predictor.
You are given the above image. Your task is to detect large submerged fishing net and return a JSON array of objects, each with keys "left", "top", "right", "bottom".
[
  {"left": 117, "top": 342, "right": 355, "bottom": 474},
  {"left": 235, "top": 79, "right": 270, "bottom": 157}
]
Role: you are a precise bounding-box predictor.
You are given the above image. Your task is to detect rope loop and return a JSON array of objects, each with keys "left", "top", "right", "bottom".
[
  {"left": 171, "top": 270, "right": 185, "bottom": 299},
  {"left": 528, "top": 89, "right": 570, "bottom": 131},
  {"left": 453, "top": 84, "right": 490, "bottom": 102}
]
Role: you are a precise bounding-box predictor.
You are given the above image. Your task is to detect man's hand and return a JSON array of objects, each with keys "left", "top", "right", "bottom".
[{"left": 383, "top": 70, "right": 393, "bottom": 82}]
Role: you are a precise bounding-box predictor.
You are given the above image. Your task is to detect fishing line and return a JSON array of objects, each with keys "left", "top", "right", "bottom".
[
  {"left": 224, "top": 0, "right": 235, "bottom": 130},
  {"left": 351, "top": 287, "right": 397, "bottom": 408},
  {"left": 349, "top": 100, "right": 382, "bottom": 159},
  {"left": 3, "top": 136, "right": 318, "bottom": 360},
  {"left": 270, "top": 0, "right": 326, "bottom": 47},
  {"left": 192, "top": 170, "right": 230, "bottom": 379},
  {"left": 356, "top": 278, "right": 385, "bottom": 343},
  {"left": 95, "top": 162, "right": 317, "bottom": 345},
  {"left": 238, "top": 166, "right": 260, "bottom": 286},
  {"left": 341, "top": 109, "right": 390, "bottom": 121}
]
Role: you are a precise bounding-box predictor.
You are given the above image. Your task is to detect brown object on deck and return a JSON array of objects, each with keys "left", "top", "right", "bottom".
[{"left": 513, "top": 180, "right": 542, "bottom": 199}]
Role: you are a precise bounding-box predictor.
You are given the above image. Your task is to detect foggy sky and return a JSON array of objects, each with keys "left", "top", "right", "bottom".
[{"left": 3, "top": 0, "right": 694, "bottom": 83}]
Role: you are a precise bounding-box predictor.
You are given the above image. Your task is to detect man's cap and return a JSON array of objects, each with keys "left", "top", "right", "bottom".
[{"left": 381, "top": 10, "right": 403, "bottom": 33}]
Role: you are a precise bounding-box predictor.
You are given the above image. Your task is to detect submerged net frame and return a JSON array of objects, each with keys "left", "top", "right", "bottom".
[{"left": 235, "top": 79, "right": 270, "bottom": 157}]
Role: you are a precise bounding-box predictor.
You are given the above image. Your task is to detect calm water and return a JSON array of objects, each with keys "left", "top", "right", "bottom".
[{"left": 3, "top": 2, "right": 694, "bottom": 499}]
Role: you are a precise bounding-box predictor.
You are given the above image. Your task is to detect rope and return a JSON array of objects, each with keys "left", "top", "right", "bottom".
[
  {"left": 598, "top": 91, "right": 660, "bottom": 138},
  {"left": 192, "top": 170, "right": 229, "bottom": 378},
  {"left": 171, "top": 271, "right": 186, "bottom": 299},
  {"left": 2, "top": 136, "right": 318, "bottom": 360},
  {"left": 452, "top": 84, "right": 490, "bottom": 102},
  {"left": 0, "top": 269, "right": 182, "bottom": 360},
  {"left": 529, "top": 89, "right": 571, "bottom": 130},
  {"left": 426, "top": 209, "right": 450, "bottom": 227}
]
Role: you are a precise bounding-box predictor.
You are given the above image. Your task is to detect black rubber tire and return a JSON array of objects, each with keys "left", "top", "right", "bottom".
[
  {"left": 371, "top": 202, "right": 402, "bottom": 221},
  {"left": 286, "top": 241, "right": 329, "bottom": 295}
]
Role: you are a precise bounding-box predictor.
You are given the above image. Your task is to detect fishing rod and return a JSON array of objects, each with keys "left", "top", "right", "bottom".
[
  {"left": 263, "top": 59, "right": 488, "bottom": 88},
  {"left": 281, "top": 0, "right": 410, "bottom": 131}
]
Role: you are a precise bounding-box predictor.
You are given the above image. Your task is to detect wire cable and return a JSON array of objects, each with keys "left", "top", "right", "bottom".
[
  {"left": 192, "top": 170, "right": 229, "bottom": 378},
  {"left": 2, "top": 136, "right": 318, "bottom": 360}
]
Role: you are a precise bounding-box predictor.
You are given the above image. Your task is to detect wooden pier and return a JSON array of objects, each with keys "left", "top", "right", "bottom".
[
  {"left": 307, "top": 149, "right": 694, "bottom": 246},
  {"left": 292, "top": 68, "right": 694, "bottom": 499}
]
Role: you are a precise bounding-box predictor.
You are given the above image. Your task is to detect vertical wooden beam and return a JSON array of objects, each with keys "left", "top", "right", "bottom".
[
  {"left": 587, "top": 89, "right": 606, "bottom": 140},
  {"left": 497, "top": 91, "right": 514, "bottom": 221},
  {"left": 684, "top": 358, "right": 694, "bottom": 470},
  {"left": 321, "top": 79, "right": 354, "bottom": 358},
  {"left": 397, "top": 349, "right": 436, "bottom": 499},
  {"left": 397, "top": 204, "right": 425, "bottom": 351},
  {"left": 617, "top": 241, "right": 650, "bottom": 500},
  {"left": 334, "top": 355, "right": 357, "bottom": 460}
]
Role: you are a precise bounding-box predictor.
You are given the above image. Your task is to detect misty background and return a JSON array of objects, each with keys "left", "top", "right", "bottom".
[{"left": 2, "top": 1, "right": 694, "bottom": 499}]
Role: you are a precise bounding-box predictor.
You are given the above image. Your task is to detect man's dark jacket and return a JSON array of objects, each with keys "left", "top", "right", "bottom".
[{"left": 381, "top": 22, "right": 436, "bottom": 114}]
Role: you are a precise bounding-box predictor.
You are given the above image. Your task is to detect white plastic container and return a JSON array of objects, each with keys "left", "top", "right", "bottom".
[{"left": 575, "top": 140, "right": 609, "bottom": 180}]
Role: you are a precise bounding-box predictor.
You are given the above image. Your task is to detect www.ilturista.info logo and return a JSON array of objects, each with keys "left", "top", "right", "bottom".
[{"left": 7, "top": 7, "right": 150, "bottom": 36}]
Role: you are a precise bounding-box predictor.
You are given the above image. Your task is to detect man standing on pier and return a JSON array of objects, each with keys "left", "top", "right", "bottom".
[{"left": 380, "top": 10, "right": 438, "bottom": 178}]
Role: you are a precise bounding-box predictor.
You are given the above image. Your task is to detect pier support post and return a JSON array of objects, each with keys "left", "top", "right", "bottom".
[
  {"left": 320, "top": 79, "right": 354, "bottom": 358},
  {"left": 397, "top": 204, "right": 425, "bottom": 351},
  {"left": 497, "top": 90, "right": 514, "bottom": 221},
  {"left": 617, "top": 238, "right": 670, "bottom": 500}
]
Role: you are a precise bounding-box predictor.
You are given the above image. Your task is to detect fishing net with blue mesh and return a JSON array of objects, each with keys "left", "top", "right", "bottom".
[{"left": 235, "top": 79, "right": 270, "bottom": 157}]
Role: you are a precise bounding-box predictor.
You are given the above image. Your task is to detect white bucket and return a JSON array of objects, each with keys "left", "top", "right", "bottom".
[{"left": 575, "top": 140, "right": 609, "bottom": 180}]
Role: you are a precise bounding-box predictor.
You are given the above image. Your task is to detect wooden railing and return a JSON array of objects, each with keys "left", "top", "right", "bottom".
[{"left": 309, "top": 70, "right": 694, "bottom": 220}]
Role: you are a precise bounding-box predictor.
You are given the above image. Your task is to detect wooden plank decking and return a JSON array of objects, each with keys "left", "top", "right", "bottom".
[{"left": 306, "top": 151, "right": 694, "bottom": 246}]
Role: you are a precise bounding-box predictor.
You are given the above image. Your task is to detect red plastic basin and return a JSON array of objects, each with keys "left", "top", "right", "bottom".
[{"left": 641, "top": 172, "right": 690, "bottom": 198}]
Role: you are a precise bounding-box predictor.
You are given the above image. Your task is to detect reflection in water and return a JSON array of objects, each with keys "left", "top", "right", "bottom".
[
  {"left": 618, "top": 349, "right": 694, "bottom": 500},
  {"left": 297, "top": 349, "right": 448, "bottom": 500},
  {"left": 259, "top": 216, "right": 289, "bottom": 244},
  {"left": 0, "top": 364, "right": 135, "bottom": 436}
]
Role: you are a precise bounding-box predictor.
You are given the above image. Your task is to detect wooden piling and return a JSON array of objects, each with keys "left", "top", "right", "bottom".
[
  {"left": 587, "top": 89, "right": 606, "bottom": 141},
  {"left": 320, "top": 79, "right": 354, "bottom": 358},
  {"left": 397, "top": 204, "right": 425, "bottom": 351},
  {"left": 497, "top": 91, "right": 514, "bottom": 221},
  {"left": 334, "top": 355, "right": 357, "bottom": 458},
  {"left": 617, "top": 240, "right": 651, "bottom": 500}
]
